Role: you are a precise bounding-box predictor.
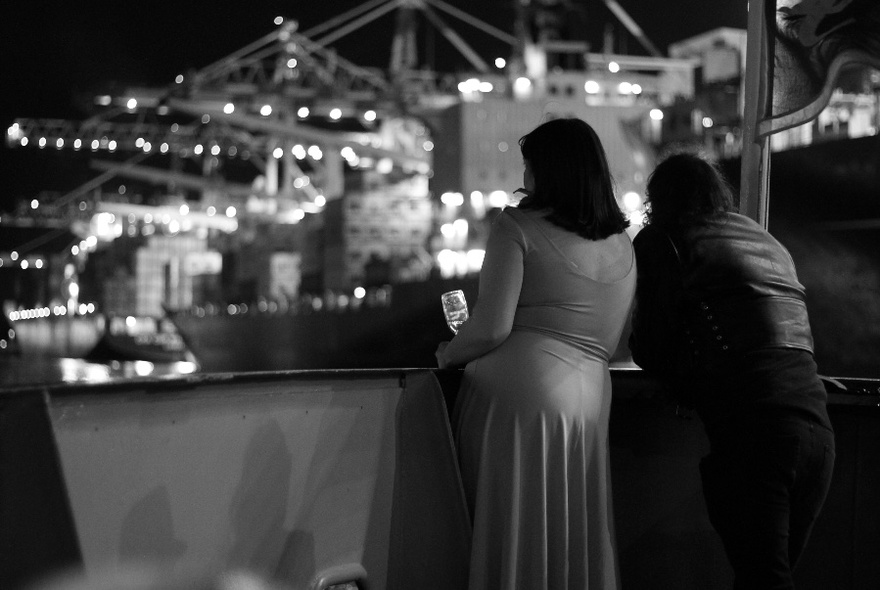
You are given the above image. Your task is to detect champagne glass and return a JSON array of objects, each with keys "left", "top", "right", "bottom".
[{"left": 441, "top": 289, "right": 469, "bottom": 334}]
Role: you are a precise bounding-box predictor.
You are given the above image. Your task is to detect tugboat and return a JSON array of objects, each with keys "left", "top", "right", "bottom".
[{"left": 85, "top": 314, "right": 199, "bottom": 367}]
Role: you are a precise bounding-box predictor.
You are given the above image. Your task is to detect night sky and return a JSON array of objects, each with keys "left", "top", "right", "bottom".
[{"left": 0, "top": 0, "right": 748, "bottom": 211}]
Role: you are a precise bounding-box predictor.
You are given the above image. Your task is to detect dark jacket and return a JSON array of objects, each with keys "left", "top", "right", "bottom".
[{"left": 629, "top": 213, "right": 814, "bottom": 383}]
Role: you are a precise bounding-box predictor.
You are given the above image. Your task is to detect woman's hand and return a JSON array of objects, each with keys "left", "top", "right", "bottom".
[{"left": 435, "top": 341, "right": 450, "bottom": 368}]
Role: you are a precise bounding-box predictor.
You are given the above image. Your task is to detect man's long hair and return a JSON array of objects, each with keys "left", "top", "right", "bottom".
[{"left": 645, "top": 151, "right": 735, "bottom": 229}]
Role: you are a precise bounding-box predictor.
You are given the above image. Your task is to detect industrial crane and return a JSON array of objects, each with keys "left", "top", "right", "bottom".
[{"left": 5, "top": 0, "right": 660, "bottom": 228}]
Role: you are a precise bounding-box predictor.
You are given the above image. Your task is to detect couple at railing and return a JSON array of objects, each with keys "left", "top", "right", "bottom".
[{"left": 435, "top": 117, "right": 834, "bottom": 590}]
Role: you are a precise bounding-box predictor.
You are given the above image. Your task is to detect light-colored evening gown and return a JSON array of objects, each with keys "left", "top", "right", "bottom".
[{"left": 453, "top": 206, "right": 635, "bottom": 590}]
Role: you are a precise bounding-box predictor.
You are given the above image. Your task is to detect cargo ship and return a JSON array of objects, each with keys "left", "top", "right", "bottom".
[{"left": 5, "top": 2, "right": 879, "bottom": 379}]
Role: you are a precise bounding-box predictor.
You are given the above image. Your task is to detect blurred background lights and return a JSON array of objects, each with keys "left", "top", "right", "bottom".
[
  {"left": 458, "top": 78, "right": 479, "bottom": 93},
  {"left": 650, "top": 109, "right": 664, "bottom": 120},
  {"left": 441, "top": 192, "right": 464, "bottom": 207},
  {"left": 488, "top": 190, "right": 509, "bottom": 208},
  {"left": 495, "top": 57, "right": 506, "bottom": 68},
  {"left": 223, "top": 102, "right": 235, "bottom": 114},
  {"left": 584, "top": 80, "right": 600, "bottom": 94},
  {"left": 622, "top": 191, "right": 642, "bottom": 211},
  {"left": 364, "top": 110, "right": 377, "bottom": 122},
  {"left": 297, "top": 107, "right": 309, "bottom": 118},
  {"left": 134, "top": 360, "right": 155, "bottom": 377},
  {"left": 513, "top": 77, "right": 532, "bottom": 97},
  {"left": 437, "top": 249, "right": 457, "bottom": 278},
  {"left": 376, "top": 157, "right": 392, "bottom": 173},
  {"left": 471, "top": 191, "right": 486, "bottom": 217},
  {"left": 703, "top": 116, "right": 714, "bottom": 128},
  {"left": 329, "top": 108, "right": 343, "bottom": 120},
  {"left": 608, "top": 61, "right": 620, "bottom": 73},
  {"left": 126, "top": 98, "right": 137, "bottom": 110},
  {"left": 260, "top": 104, "right": 273, "bottom": 116},
  {"left": 466, "top": 249, "right": 486, "bottom": 272}
]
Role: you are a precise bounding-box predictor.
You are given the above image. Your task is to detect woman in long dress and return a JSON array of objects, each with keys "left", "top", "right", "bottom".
[{"left": 436, "top": 118, "right": 636, "bottom": 590}]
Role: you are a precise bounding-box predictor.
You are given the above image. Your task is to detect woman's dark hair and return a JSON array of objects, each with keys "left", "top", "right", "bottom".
[
  {"left": 518, "top": 118, "right": 628, "bottom": 240},
  {"left": 645, "top": 151, "right": 735, "bottom": 228}
]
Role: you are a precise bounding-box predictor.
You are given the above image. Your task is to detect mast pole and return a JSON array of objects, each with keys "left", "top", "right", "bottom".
[{"left": 739, "top": 0, "right": 775, "bottom": 228}]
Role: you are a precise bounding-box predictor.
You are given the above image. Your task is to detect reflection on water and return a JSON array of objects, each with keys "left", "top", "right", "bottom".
[{"left": 0, "top": 356, "right": 199, "bottom": 388}]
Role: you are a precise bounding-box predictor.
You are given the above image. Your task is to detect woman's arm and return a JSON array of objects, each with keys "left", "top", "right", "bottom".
[{"left": 437, "top": 212, "right": 525, "bottom": 368}]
